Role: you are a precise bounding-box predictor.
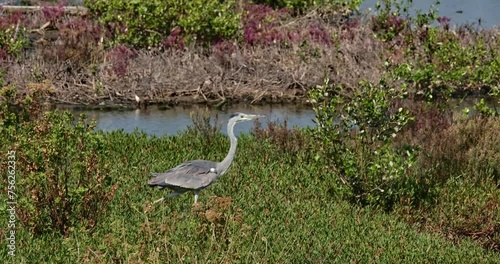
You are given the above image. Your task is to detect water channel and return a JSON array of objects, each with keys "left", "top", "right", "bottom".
[
  {"left": 66, "top": 96, "right": 497, "bottom": 136},
  {"left": 59, "top": 0, "right": 498, "bottom": 135},
  {"left": 360, "top": 0, "right": 500, "bottom": 28},
  {"left": 68, "top": 104, "right": 316, "bottom": 136}
]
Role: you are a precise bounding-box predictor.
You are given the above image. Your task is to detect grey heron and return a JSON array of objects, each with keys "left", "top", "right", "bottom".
[{"left": 148, "top": 112, "right": 264, "bottom": 204}]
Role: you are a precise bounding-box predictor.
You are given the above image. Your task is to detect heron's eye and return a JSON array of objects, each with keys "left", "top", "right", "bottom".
[{"left": 240, "top": 115, "right": 244, "bottom": 118}]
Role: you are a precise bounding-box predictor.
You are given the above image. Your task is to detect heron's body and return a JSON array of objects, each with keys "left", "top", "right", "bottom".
[
  {"left": 149, "top": 160, "right": 218, "bottom": 190},
  {"left": 148, "top": 113, "right": 263, "bottom": 204}
]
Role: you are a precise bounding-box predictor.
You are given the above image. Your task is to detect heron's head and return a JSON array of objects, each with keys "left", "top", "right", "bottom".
[{"left": 229, "top": 112, "right": 265, "bottom": 123}]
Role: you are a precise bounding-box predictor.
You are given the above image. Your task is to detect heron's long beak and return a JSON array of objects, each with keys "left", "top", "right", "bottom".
[{"left": 248, "top": 114, "right": 265, "bottom": 119}]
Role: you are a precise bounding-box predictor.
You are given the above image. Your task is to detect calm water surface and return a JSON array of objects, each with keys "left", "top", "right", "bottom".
[
  {"left": 67, "top": 97, "right": 496, "bottom": 136},
  {"left": 69, "top": 104, "right": 316, "bottom": 136},
  {"left": 360, "top": 0, "right": 500, "bottom": 28}
]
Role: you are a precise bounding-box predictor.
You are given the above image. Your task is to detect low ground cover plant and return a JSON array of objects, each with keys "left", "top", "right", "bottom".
[{"left": 0, "top": 0, "right": 499, "bottom": 261}]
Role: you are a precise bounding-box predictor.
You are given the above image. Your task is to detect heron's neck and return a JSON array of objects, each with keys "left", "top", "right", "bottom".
[{"left": 218, "top": 120, "right": 237, "bottom": 175}]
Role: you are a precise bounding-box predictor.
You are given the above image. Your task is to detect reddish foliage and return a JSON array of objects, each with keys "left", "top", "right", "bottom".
[
  {"left": 308, "top": 24, "right": 332, "bottom": 45},
  {"left": 0, "top": 10, "right": 26, "bottom": 29},
  {"left": 213, "top": 40, "right": 236, "bottom": 55},
  {"left": 0, "top": 48, "right": 7, "bottom": 60},
  {"left": 340, "top": 18, "right": 361, "bottom": 41},
  {"left": 242, "top": 4, "right": 334, "bottom": 46},
  {"left": 345, "top": 18, "right": 361, "bottom": 29},
  {"left": 287, "top": 30, "right": 301, "bottom": 43},
  {"left": 244, "top": 4, "right": 275, "bottom": 23},
  {"left": 61, "top": 20, "right": 100, "bottom": 61},
  {"left": 170, "top": 26, "right": 181, "bottom": 37},
  {"left": 107, "top": 45, "right": 138, "bottom": 77},
  {"left": 59, "top": 17, "right": 102, "bottom": 41},
  {"left": 42, "top": 1, "right": 67, "bottom": 22},
  {"left": 371, "top": 14, "right": 407, "bottom": 35},
  {"left": 242, "top": 4, "right": 290, "bottom": 46},
  {"left": 437, "top": 16, "right": 451, "bottom": 31},
  {"left": 162, "top": 27, "right": 185, "bottom": 50}
]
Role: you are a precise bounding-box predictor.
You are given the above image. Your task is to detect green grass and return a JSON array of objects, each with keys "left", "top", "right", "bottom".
[{"left": 1, "top": 129, "right": 498, "bottom": 263}]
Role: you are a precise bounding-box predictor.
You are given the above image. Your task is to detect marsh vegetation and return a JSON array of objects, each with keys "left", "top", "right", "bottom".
[{"left": 1, "top": 0, "right": 499, "bottom": 262}]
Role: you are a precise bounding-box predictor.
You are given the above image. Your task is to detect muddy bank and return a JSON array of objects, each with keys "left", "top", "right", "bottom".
[
  {"left": 0, "top": 5, "right": 381, "bottom": 106},
  {"left": 6, "top": 41, "right": 360, "bottom": 107}
]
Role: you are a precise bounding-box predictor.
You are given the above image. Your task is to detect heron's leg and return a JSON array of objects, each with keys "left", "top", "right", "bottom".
[
  {"left": 153, "top": 191, "right": 183, "bottom": 204},
  {"left": 193, "top": 190, "right": 200, "bottom": 204}
]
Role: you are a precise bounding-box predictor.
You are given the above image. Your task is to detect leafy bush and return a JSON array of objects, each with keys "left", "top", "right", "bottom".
[
  {"left": 309, "top": 78, "right": 415, "bottom": 209},
  {"left": 375, "top": 1, "right": 500, "bottom": 101},
  {"left": 391, "top": 27, "right": 500, "bottom": 100},
  {"left": 0, "top": 83, "right": 117, "bottom": 236},
  {"left": 0, "top": 80, "right": 55, "bottom": 124},
  {"left": 472, "top": 98, "right": 499, "bottom": 117},
  {"left": 253, "top": 0, "right": 362, "bottom": 14},
  {"left": 0, "top": 9, "right": 29, "bottom": 60},
  {"left": 370, "top": 0, "right": 413, "bottom": 42},
  {"left": 84, "top": 0, "right": 240, "bottom": 48}
]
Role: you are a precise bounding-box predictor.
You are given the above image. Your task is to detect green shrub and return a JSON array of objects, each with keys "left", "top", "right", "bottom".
[
  {"left": 0, "top": 19, "right": 29, "bottom": 59},
  {"left": 84, "top": 0, "right": 240, "bottom": 48},
  {"left": 472, "top": 97, "right": 499, "bottom": 117},
  {"left": 309, "top": 78, "right": 415, "bottom": 209},
  {"left": 0, "top": 80, "right": 55, "bottom": 126},
  {"left": 370, "top": 0, "right": 414, "bottom": 42},
  {"left": 376, "top": 1, "right": 500, "bottom": 101},
  {"left": 391, "top": 27, "right": 500, "bottom": 101},
  {"left": 0, "top": 84, "right": 117, "bottom": 236},
  {"left": 253, "top": 0, "right": 362, "bottom": 14}
]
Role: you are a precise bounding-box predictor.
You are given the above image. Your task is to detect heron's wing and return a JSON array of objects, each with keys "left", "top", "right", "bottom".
[{"left": 148, "top": 160, "right": 218, "bottom": 190}]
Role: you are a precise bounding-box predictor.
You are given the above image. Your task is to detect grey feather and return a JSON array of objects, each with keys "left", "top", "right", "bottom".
[
  {"left": 148, "top": 160, "right": 218, "bottom": 190},
  {"left": 148, "top": 113, "right": 264, "bottom": 204}
]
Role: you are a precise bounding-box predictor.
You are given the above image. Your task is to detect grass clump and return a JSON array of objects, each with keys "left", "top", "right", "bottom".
[{"left": 398, "top": 115, "right": 500, "bottom": 251}]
